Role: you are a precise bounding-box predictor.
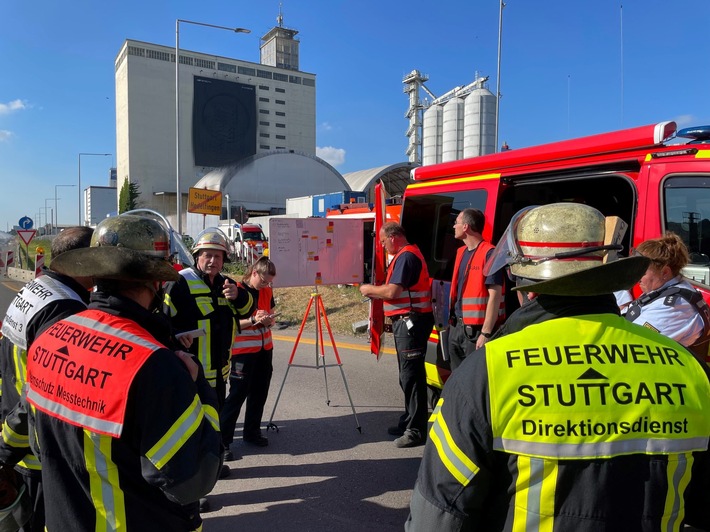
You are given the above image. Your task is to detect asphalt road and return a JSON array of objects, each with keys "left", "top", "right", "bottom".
[{"left": 0, "top": 277, "right": 421, "bottom": 531}]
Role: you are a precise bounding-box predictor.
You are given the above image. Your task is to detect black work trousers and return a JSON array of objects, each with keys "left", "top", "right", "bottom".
[
  {"left": 391, "top": 312, "right": 435, "bottom": 438},
  {"left": 448, "top": 319, "right": 480, "bottom": 371},
  {"left": 220, "top": 349, "right": 274, "bottom": 446}
]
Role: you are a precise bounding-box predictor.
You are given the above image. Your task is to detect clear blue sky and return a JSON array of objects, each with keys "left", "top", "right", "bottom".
[{"left": 1, "top": 0, "right": 708, "bottom": 232}]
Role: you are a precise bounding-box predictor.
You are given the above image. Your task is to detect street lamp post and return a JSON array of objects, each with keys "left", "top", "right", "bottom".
[
  {"left": 38, "top": 207, "right": 48, "bottom": 235},
  {"left": 175, "top": 19, "right": 250, "bottom": 235},
  {"left": 78, "top": 153, "right": 112, "bottom": 226},
  {"left": 55, "top": 184, "right": 76, "bottom": 234},
  {"left": 44, "top": 198, "right": 54, "bottom": 234}
]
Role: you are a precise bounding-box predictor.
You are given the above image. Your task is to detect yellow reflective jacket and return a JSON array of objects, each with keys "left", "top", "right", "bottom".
[{"left": 408, "top": 304, "right": 710, "bottom": 532}]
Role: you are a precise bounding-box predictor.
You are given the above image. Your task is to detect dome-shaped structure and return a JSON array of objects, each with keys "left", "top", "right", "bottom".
[
  {"left": 342, "top": 162, "right": 418, "bottom": 202},
  {"left": 185, "top": 151, "right": 348, "bottom": 236}
]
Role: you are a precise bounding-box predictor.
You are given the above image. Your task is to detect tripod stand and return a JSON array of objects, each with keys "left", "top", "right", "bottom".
[{"left": 267, "top": 290, "right": 361, "bottom": 433}]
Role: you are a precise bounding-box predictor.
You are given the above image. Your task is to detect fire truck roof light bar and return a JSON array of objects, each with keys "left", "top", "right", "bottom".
[{"left": 676, "top": 125, "right": 710, "bottom": 144}]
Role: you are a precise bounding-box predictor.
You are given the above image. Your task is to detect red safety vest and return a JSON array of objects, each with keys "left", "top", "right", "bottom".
[
  {"left": 26, "top": 309, "right": 164, "bottom": 438},
  {"left": 231, "top": 284, "right": 274, "bottom": 355},
  {"left": 383, "top": 244, "right": 433, "bottom": 317},
  {"left": 449, "top": 242, "right": 505, "bottom": 326}
]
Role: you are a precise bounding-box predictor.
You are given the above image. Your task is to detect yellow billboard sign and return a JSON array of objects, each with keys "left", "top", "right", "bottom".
[{"left": 188, "top": 188, "right": 222, "bottom": 215}]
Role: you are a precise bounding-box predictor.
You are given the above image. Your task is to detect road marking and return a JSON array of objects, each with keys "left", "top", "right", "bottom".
[
  {"left": 1, "top": 281, "right": 21, "bottom": 293},
  {"left": 272, "top": 334, "right": 395, "bottom": 355}
]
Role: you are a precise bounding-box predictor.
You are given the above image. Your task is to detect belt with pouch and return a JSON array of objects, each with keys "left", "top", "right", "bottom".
[{"left": 385, "top": 313, "right": 410, "bottom": 332}]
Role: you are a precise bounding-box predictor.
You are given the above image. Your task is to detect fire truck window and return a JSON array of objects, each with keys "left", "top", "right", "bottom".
[{"left": 664, "top": 176, "right": 710, "bottom": 269}]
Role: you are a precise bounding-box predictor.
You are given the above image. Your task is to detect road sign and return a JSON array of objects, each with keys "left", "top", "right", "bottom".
[
  {"left": 188, "top": 188, "right": 222, "bottom": 216},
  {"left": 18, "top": 216, "right": 33, "bottom": 230},
  {"left": 17, "top": 229, "right": 36, "bottom": 246}
]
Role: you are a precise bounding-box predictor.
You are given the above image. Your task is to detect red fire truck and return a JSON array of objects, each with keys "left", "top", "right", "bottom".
[{"left": 396, "top": 121, "right": 710, "bottom": 397}]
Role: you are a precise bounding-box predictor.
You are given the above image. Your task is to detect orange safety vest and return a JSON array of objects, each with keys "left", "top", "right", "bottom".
[
  {"left": 26, "top": 309, "right": 164, "bottom": 438},
  {"left": 449, "top": 242, "right": 505, "bottom": 326},
  {"left": 383, "top": 244, "right": 433, "bottom": 317},
  {"left": 231, "top": 284, "right": 274, "bottom": 355}
]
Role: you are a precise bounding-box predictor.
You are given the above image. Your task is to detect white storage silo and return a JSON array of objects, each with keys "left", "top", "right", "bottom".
[
  {"left": 422, "top": 104, "right": 443, "bottom": 166},
  {"left": 463, "top": 87, "right": 497, "bottom": 158},
  {"left": 442, "top": 97, "right": 464, "bottom": 163}
]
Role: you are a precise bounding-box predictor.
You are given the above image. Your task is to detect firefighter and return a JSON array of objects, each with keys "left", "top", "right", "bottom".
[
  {"left": 407, "top": 203, "right": 710, "bottom": 531},
  {"left": 448, "top": 208, "right": 504, "bottom": 370},
  {"left": 220, "top": 257, "right": 277, "bottom": 454},
  {"left": 1, "top": 214, "right": 223, "bottom": 531},
  {"left": 0, "top": 226, "right": 93, "bottom": 531},
  {"left": 360, "top": 222, "right": 435, "bottom": 448},
  {"left": 163, "top": 227, "right": 253, "bottom": 487}
]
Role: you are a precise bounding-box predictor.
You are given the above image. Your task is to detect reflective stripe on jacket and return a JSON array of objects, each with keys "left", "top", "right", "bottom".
[
  {"left": 165, "top": 268, "right": 245, "bottom": 387},
  {"left": 383, "top": 244, "right": 433, "bottom": 317},
  {"left": 232, "top": 285, "right": 274, "bottom": 354},
  {"left": 449, "top": 242, "right": 504, "bottom": 326}
]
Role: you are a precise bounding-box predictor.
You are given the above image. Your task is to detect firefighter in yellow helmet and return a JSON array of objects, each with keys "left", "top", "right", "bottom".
[
  {"left": 0, "top": 214, "right": 223, "bottom": 531},
  {"left": 407, "top": 203, "right": 710, "bottom": 531},
  {"left": 162, "top": 227, "right": 253, "bottom": 494}
]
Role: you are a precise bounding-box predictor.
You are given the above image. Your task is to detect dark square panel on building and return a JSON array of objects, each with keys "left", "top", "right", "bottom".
[{"left": 192, "top": 76, "right": 256, "bottom": 167}]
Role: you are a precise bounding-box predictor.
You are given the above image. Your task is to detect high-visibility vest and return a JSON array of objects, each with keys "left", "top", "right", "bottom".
[
  {"left": 1, "top": 274, "right": 86, "bottom": 471},
  {"left": 383, "top": 244, "right": 433, "bottom": 317},
  {"left": 26, "top": 309, "right": 164, "bottom": 438},
  {"left": 1, "top": 274, "right": 85, "bottom": 350},
  {"left": 232, "top": 284, "right": 274, "bottom": 355},
  {"left": 449, "top": 242, "right": 505, "bottom": 326},
  {"left": 485, "top": 314, "right": 710, "bottom": 459}
]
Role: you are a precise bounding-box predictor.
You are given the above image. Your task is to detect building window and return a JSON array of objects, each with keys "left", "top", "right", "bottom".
[
  {"left": 259, "top": 109, "right": 270, "bottom": 115},
  {"left": 276, "top": 146, "right": 286, "bottom": 150},
  {"left": 275, "top": 87, "right": 286, "bottom": 93},
  {"left": 276, "top": 135, "right": 286, "bottom": 140},
  {"left": 179, "top": 55, "right": 193, "bottom": 66},
  {"left": 257, "top": 69, "right": 273, "bottom": 79},
  {"left": 302, "top": 78, "right": 316, "bottom": 87},
  {"left": 289, "top": 75, "right": 301, "bottom": 84},
  {"left": 146, "top": 49, "right": 171, "bottom": 61},
  {"left": 195, "top": 58, "right": 215, "bottom": 69},
  {"left": 128, "top": 46, "right": 145, "bottom": 57},
  {"left": 218, "top": 62, "right": 237, "bottom": 73},
  {"left": 275, "top": 123, "right": 286, "bottom": 128},
  {"left": 238, "top": 66, "right": 256, "bottom": 76},
  {"left": 275, "top": 100, "right": 285, "bottom": 105},
  {"left": 259, "top": 97, "right": 270, "bottom": 103},
  {"left": 259, "top": 121, "right": 270, "bottom": 126},
  {"left": 273, "top": 72, "right": 288, "bottom": 82},
  {"left": 259, "top": 133, "right": 270, "bottom": 138},
  {"left": 259, "top": 85, "right": 270, "bottom": 90},
  {"left": 275, "top": 111, "right": 286, "bottom": 117},
  {"left": 260, "top": 144, "right": 270, "bottom": 149}
]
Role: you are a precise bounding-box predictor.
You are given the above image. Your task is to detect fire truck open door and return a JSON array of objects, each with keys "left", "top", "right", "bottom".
[{"left": 369, "top": 181, "right": 387, "bottom": 359}]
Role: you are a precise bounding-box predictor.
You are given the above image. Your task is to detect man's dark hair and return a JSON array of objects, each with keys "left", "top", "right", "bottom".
[
  {"left": 461, "top": 208, "right": 485, "bottom": 234},
  {"left": 51, "top": 227, "right": 94, "bottom": 258}
]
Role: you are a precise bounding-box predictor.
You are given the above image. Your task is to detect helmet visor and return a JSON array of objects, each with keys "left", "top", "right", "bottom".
[{"left": 483, "top": 206, "right": 537, "bottom": 277}]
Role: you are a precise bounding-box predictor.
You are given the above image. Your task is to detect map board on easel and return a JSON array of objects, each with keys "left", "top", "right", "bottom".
[{"left": 269, "top": 218, "right": 364, "bottom": 287}]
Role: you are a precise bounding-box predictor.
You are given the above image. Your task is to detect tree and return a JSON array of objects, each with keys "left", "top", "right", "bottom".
[{"left": 118, "top": 180, "right": 141, "bottom": 213}]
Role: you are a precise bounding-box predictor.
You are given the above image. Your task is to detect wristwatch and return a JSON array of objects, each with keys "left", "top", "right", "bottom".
[
  {"left": 250, "top": 315, "right": 257, "bottom": 325},
  {"left": 480, "top": 331, "right": 492, "bottom": 338}
]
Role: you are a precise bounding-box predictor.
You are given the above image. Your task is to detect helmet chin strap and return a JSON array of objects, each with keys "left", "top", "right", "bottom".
[{"left": 147, "top": 281, "right": 165, "bottom": 313}]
